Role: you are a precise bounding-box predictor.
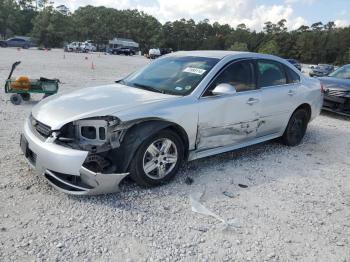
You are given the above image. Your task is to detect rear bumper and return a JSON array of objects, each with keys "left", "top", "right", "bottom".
[
  {"left": 22, "top": 117, "right": 128, "bottom": 195},
  {"left": 323, "top": 95, "right": 350, "bottom": 115}
]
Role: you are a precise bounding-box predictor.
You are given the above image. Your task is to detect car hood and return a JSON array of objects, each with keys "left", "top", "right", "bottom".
[
  {"left": 32, "top": 83, "right": 178, "bottom": 129},
  {"left": 318, "top": 77, "right": 350, "bottom": 90}
]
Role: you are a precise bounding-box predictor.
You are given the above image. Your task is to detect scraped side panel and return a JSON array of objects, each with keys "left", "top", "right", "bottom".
[{"left": 196, "top": 119, "right": 265, "bottom": 150}]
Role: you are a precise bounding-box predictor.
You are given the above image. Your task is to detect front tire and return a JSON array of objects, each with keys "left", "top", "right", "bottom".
[
  {"left": 281, "top": 109, "right": 309, "bottom": 146},
  {"left": 130, "top": 129, "right": 184, "bottom": 187}
]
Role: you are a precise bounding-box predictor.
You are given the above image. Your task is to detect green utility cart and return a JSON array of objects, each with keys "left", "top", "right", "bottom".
[{"left": 5, "top": 61, "right": 59, "bottom": 105}]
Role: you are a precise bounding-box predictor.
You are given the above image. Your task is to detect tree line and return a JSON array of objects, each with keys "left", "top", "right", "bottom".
[{"left": 1, "top": 0, "right": 350, "bottom": 64}]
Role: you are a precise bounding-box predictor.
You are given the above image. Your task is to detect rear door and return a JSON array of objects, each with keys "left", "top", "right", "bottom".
[
  {"left": 197, "top": 59, "right": 262, "bottom": 150},
  {"left": 255, "top": 59, "right": 301, "bottom": 137}
]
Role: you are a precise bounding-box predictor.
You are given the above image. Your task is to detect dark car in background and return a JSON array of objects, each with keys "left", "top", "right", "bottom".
[
  {"left": 0, "top": 36, "right": 36, "bottom": 49},
  {"left": 109, "top": 47, "right": 135, "bottom": 56},
  {"left": 286, "top": 59, "right": 302, "bottom": 71},
  {"left": 319, "top": 64, "right": 350, "bottom": 115},
  {"left": 310, "top": 64, "right": 334, "bottom": 77}
]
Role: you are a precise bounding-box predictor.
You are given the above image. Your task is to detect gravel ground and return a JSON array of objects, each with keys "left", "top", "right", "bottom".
[{"left": 0, "top": 48, "right": 349, "bottom": 262}]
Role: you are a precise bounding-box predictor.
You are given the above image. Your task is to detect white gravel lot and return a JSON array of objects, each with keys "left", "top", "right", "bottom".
[{"left": 0, "top": 48, "right": 349, "bottom": 262}]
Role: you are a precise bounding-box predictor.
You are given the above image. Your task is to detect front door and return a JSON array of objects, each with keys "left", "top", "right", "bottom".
[{"left": 197, "top": 59, "right": 262, "bottom": 150}]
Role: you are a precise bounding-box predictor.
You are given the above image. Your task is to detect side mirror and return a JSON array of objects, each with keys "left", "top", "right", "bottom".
[
  {"left": 212, "top": 83, "right": 237, "bottom": 96},
  {"left": 115, "top": 78, "right": 123, "bottom": 83}
]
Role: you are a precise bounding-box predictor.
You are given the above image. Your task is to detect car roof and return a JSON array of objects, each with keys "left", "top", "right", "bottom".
[
  {"left": 167, "top": 50, "right": 249, "bottom": 59},
  {"left": 15, "top": 36, "right": 31, "bottom": 40},
  {"left": 166, "top": 51, "right": 292, "bottom": 64}
]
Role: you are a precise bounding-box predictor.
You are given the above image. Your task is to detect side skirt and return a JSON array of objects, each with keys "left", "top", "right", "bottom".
[{"left": 188, "top": 132, "right": 281, "bottom": 161}]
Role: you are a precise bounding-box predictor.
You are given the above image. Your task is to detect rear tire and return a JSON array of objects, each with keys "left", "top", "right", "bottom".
[
  {"left": 130, "top": 129, "right": 184, "bottom": 187},
  {"left": 10, "top": 94, "right": 23, "bottom": 105},
  {"left": 281, "top": 109, "right": 309, "bottom": 146},
  {"left": 20, "top": 93, "right": 30, "bottom": 101}
]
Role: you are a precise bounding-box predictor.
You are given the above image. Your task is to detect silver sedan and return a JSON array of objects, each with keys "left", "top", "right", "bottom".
[{"left": 21, "top": 51, "right": 323, "bottom": 195}]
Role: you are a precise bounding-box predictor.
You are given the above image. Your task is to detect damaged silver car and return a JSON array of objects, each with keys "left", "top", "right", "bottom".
[{"left": 21, "top": 51, "right": 323, "bottom": 195}]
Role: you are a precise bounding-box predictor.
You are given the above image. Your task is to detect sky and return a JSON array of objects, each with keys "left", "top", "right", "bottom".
[{"left": 54, "top": 0, "right": 350, "bottom": 31}]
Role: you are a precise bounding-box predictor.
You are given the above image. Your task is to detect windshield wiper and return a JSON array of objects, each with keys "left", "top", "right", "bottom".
[{"left": 132, "top": 83, "right": 165, "bottom": 94}]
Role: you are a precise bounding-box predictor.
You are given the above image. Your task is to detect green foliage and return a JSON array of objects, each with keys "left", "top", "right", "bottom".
[
  {"left": 229, "top": 42, "right": 248, "bottom": 51},
  {"left": 31, "top": 6, "right": 72, "bottom": 47},
  {"left": 258, "top": 39, "right": 279, "bottom": 55},
  {"left": 0, "top": 0, "right": 20, "bottom": 38},
  {"left": 1, "top": 0, "right": 350, "bottom": 64}
]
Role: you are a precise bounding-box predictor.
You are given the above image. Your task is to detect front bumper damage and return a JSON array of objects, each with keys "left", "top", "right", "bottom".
[
  {"left": 21, "top": 118, "right": 129, "bottom": 195},
  {"left": 323, "top": 93, "right": 350, "bottom": 116}
]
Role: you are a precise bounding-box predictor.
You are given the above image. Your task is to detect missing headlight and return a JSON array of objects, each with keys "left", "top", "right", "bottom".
[
  {"left": 81, "top": 126, "right": 97, "bottom": 139},
  {"left": 57, "top": 116, "right": 124, "bottom": 152},
  {"left": 99, "top": 127, "right": 106, "bottom": 140}
]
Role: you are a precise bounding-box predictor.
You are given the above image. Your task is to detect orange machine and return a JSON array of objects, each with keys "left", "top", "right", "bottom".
[{"left": 10, "top": 76, "right": 31, "bottom": 90}]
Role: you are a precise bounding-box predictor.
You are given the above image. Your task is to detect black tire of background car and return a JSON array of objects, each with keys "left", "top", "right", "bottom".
[
  {"left": 23, "top": 45, "right": 29, "bottom": 49},
  {"left": 20, "top": 93, "right": 30, "bottom": 101},
  {"left": 130, "top": 129, "right": 184, "bottom": 187},
  {"left": 10, "top": 94, "right": 23, "bottom": 105},
  {"left": 281, "top": 109, "right": 309, "bottom": 146},
  {"left": 1, "top": 43, "right": 8, "bottom": 47}
]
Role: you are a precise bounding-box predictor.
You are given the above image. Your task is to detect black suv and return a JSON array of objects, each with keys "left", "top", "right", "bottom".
[{"left": 109, "top": 47, "right": 135, "bottom": 56}]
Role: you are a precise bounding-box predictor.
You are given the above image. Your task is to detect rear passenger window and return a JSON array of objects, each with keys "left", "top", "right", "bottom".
[
  {"left": 257, "top": 60, "right": 287, "bottom": 87},
  {"left": 285, "top": 66, "right": 300, "bottom": 83}
]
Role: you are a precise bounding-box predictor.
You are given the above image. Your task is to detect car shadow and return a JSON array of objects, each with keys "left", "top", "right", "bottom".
[
  {"left": 321, "top": 110, "right": 350, "bottom": 121},
  {"left": 67, "top": 120, "right": 349, "bottom": 209}
]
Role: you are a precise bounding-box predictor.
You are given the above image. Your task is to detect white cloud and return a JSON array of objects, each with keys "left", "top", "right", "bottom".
[
  {"left": 335, "top": 19, "right": 350, "bottom": 28},
  {"left": 55, "top": 0, "right": 309, "bottom": 31},
  {"left": 284, "top": 0, "right": 316, "bottom": 5}
]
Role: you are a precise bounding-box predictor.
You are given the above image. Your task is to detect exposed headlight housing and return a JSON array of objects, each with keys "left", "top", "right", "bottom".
[{"left": 57, "top": 116, "right": 122, "bottom": 151}]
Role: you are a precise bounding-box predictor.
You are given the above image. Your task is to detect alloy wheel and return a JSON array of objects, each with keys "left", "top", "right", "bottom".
[{"left": 142, "top": 138, "right": 178, "bottom": 179}]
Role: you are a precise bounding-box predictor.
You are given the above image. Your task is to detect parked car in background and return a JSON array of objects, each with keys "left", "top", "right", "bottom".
[
  {"left": 0, "top": 36, "right": 36, "bottom": 49},
  {"left": 310, "top": 64, "right": 334, "bottom": 77},
  {"left": 149, "top": 48, "right": 161, "bottom": 59},
  {"left": 20, "top": 51, "right": 322, "bottom": 195},
  {"left": 286, "top": 59, "right": 302, "bottom": 71},
  {"left": 109, "top": 47, "right": 135, "bottom": 55},
  {"left": 147, "top": 48, "right": 173, "bottom": 59},
  {"left": 65, "top": 42, "right": 82, "bottom": 52},
  {"left": 81, "top": 42, "right": 97, "bottom": 52},
  {"left": 319, "top": 64, "right": 350, "bottom": 115}
]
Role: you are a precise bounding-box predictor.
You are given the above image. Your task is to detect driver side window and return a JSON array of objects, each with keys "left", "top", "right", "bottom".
[{"left": 204, "top": 60, "right": 255, "bottom": 96}]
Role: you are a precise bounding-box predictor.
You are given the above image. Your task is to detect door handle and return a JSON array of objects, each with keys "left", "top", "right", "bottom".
[
  {"left": 246, "top": 98, "right": 259, "bottom": 105},
  {"left": 288, "top": 90, "right": 296, "bottom": 96}
]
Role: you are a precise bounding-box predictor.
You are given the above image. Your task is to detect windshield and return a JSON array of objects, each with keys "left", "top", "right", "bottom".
[
  {"left": 121, "top": 56, "right": 219, "bottom": 95},
  {"left": 328, "top": 65, "right": 350, "bottom": 79}
]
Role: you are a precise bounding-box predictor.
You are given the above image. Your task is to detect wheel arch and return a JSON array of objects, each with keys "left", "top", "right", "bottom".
[
  {"left": 294, "top": 103, "right": 312, "bottom": 122},
  {"left": 109, "top": 118, "right": 189, "bottom": 173}
]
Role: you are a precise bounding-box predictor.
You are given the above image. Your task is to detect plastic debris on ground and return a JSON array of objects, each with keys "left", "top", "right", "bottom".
[{"left": 189, "top": 191, "right": 239, "bottom": 228}]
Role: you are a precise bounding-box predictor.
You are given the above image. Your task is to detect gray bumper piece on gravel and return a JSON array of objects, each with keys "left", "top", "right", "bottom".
[{"left": 44, "top": 167, "right": 129, "bottom": 195}]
